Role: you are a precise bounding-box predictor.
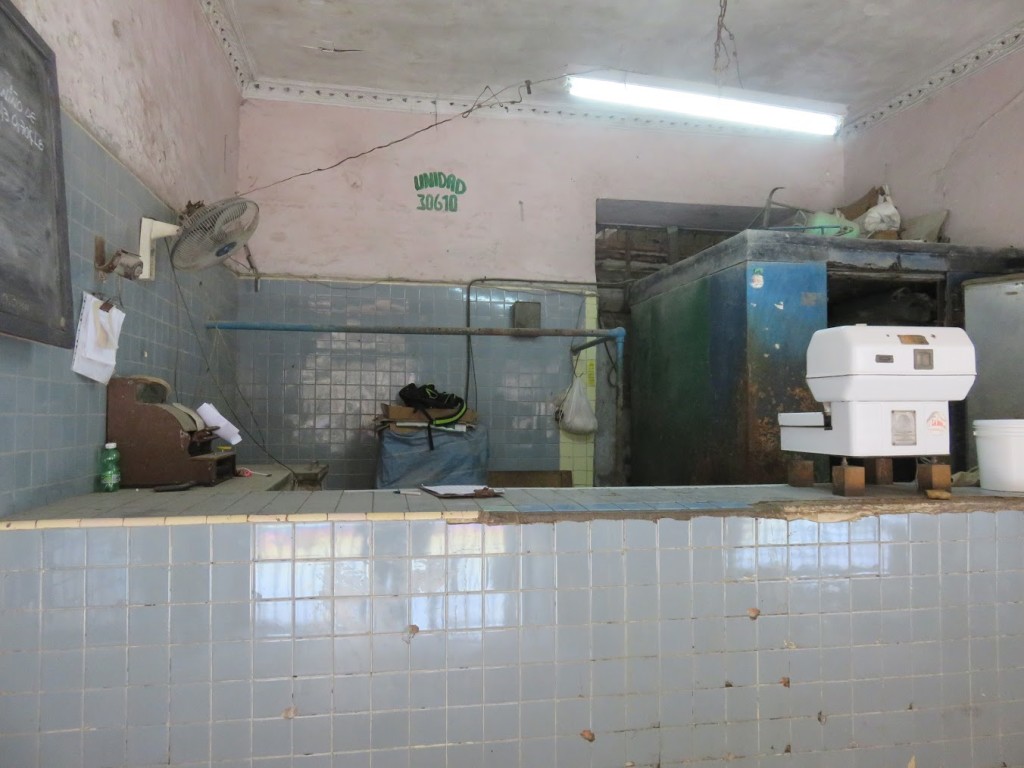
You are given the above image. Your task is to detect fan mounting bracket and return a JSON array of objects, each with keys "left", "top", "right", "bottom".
[{"left": 138, "top": 217, "right": 182, "bottom": 280}]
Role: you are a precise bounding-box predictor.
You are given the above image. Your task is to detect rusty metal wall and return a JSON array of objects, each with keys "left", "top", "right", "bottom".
[
  {"left": 629, "top": 260, "right": 826, "bottom": 486},
  {"left": 745, "top": 261, "right": 828, "bottom": 482},
  {"left": 627, "top": 231, "right": 1024, "bottom": 486},
  {"left": 628, "top": 262, "right": 748, "bottom": 485}
]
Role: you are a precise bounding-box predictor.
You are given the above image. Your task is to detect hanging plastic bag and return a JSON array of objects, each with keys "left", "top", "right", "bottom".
[
  {"left": 862, "top": 188, "right": 901, "bottom": 233},
  {"left": 554, "top": 376, "right": 598, "bottom": 434}
]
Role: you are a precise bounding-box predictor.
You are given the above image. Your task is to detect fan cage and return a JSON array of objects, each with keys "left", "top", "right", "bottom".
[{"left": 170, "top": 197, "right": 260, "bottom": 270}]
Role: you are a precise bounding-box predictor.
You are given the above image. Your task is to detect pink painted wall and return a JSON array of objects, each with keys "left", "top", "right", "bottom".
[
  {"left": 10, "top": 0, "right": 240, "bottom": 207},
  {"left": 844, "top": 48, "right": 1024, "bottom": 249},
  {"left": 239, "top": 100, "right": 843, "bottom": 281}
]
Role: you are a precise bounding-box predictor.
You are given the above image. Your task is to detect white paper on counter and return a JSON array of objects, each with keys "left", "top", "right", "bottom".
[
  {"left": 71, "top": 292, "right": 126, "bottom": 384},
  {"left": 196, "top": 402, "right": 243, "bottom": 445}
]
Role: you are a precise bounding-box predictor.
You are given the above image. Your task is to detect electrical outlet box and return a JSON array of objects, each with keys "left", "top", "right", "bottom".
[{"left": 512, "top": 301, "right": 541, "bottom": 329}]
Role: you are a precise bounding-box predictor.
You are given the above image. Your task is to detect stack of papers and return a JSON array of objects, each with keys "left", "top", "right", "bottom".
[{"left": 71, "top": 292, "right": 125, "bottom": 384}]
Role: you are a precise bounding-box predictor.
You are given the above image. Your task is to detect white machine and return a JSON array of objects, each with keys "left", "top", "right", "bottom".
[{"left": 779, "top": 326, "right": 976, "bottom": 457}]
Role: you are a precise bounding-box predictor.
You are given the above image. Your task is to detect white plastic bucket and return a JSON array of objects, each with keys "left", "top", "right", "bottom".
[{"left": 974, "top": 419, "right": 1024, "bottom": 492}]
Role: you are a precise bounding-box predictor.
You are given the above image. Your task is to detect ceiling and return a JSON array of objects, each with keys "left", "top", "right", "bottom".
[{"left": 209, "top": 0, "right": 1024, "bottom": 130}]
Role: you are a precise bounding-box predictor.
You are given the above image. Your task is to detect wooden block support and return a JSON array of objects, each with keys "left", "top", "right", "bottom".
[
  {"left": 832, "top": 464, "right": 865, "bottom": 497},
  {"left": 787, "top": 459, "right": 815, "bottom": 488},
  {"left": 864, "top": 457, "right": 893, "bottom": 485},
  {"left": 917, "top": 463, "right": 952, "bottom": 493}
]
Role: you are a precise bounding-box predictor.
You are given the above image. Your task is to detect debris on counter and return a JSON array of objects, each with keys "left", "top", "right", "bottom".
[
  {"left": 769, "top": 184, "right": 950, "bottom": 243},
  {"left": 793, "top": 209, "right": 861, "bottom": 237},
  {"left": 901, "top": 209, "right": 950, "bottom": 242},
  {"left": 861, "top": 188, "right": 901, "bottom": 236},
  {"left": 236, "top": 467, "right": 271, "bottom": 478},
  {"left": 839, "top": 186, "right": 949, "bottom": 242},
  {"left": 836, "top": 186, "right": 883, "bottom": 221},
  {"left": 952, "top": 467, "right": 980, "bottom": 487}
]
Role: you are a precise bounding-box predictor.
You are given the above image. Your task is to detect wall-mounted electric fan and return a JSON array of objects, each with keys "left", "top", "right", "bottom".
[{"left": 139, "top": 197, "right": 260, "bottom": 277}]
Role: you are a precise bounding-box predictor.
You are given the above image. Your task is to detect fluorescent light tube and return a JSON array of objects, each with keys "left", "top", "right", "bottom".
[{"left": 567, "top": 76, "right": 842, "bottom": 136}]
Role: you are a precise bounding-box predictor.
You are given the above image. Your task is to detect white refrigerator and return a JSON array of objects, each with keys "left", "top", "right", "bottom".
[{"left": 964, "top": 273, "right": 1024, "bottom": 467}]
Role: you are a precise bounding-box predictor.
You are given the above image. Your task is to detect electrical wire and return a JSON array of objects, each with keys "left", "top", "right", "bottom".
[
  {"left": 171, "top": 270, "right": 182, "bottom": 396},
  {"left": 228, "top": 255, "right": 254, "bottom": 272},
  {"left": 225, "top": 262, "right": 395, "bottom": 295},
  {"left": 243, "top": 117, "right": 462, "bottom": 195},
  {"left": 300, "top": 277, "right": 393, "bottom": 293},
  {"left": 713, "top": 0, "right": 744, "bottom": 87},
  {"left": 466, "top": 335, "right": 478, "bottom": 414},
  {"left": 602, "top": 339, "right": 620, "bottom": 388},
  {"left": 569, "top": 293, "right": 587, "bottom": 379},
  {"left": 569, "top": 295, "right": 623, "bottom": 390},
  {"left": 165, "top": 244, "right": 296, "bottom": 481},
  {"left": 240, "top": 71, "right": 596, "bottom": 197},
  {"left": 210, "top": 327, "right": 269, "bottom": 446},
  {"left": 462, "top": 277, "right": 634, "bottom": 403}
]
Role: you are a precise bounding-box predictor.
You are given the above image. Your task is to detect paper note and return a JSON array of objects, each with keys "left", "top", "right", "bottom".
[
  {"left": 197, "top": 402, "right": 243, "bottom": 445},
  {"left": 71, "top": 292, "right": 125, "bottom": 384}
]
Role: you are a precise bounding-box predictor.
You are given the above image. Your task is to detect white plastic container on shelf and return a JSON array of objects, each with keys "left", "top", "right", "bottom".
[{"left": 974, "top": 419, "right": 1024, "bottom": 492}]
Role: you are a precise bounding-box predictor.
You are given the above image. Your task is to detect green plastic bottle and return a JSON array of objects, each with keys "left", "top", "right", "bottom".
[{"left": 99, "top": 442, "right": 121, "bottom": 492}]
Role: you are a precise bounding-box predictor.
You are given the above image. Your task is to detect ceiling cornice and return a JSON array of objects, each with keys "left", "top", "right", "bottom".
[
  {"left": 844, "top": 21, "right": 1024, "bottom": 134},
  {"left": 199, "top": 0, "right": 1024, "bottom": 137},
  {"left": 200, "top": 0, "right": 256, "bottom": 90},
  {"left": 241, "top": 77, "right": 820, "bottom": 138}
]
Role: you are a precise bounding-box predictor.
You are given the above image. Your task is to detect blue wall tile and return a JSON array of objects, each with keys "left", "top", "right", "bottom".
[
  {"left": 232, "top": 280, "right": 585, "bottom": 488},
  {"left": 0, "top": 115, "right": 238, "bottom": 516}
]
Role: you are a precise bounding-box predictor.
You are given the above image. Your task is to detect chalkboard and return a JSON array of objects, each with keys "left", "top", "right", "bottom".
[{"left": 0, "top": 0, "right": 73, "bottom": 347}]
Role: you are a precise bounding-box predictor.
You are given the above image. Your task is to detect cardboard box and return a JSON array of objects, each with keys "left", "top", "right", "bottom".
[
  {"left": 837, "top": 186, "right": 883, "bottom": 221},
  {"left": 381, "top": 403, "right": 477, "bottom": 424},
  {"left": 377, "top": 403, "right": 478, "bottom": 434}
]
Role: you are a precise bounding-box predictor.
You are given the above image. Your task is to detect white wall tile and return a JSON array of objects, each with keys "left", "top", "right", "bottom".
[{"left": 6, "top": 510, "right": 1024, "bottom": 767}]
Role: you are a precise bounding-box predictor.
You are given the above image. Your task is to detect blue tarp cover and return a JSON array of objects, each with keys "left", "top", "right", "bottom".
[{"left": 375, "top": 425, "right": 488, "bottom": 489}]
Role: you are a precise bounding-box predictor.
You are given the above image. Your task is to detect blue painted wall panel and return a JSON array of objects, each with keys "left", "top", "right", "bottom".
[
  {"left": 745, "top": 261, "right": 828, "bottom": 480},
  {"left": 630, "top": 263, "right": 749, "bottom": 485},
  {"left": 630, "top": 258, "right": 826, "bottom": 485}
]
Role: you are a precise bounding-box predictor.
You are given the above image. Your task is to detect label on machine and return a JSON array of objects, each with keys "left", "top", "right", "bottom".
[{"left": 891, "top": 410, "right": 917, "bottom": 446}]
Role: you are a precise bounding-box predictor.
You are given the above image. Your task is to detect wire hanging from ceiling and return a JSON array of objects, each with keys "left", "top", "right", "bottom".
[
  {"left": 241, "top": 71, "right": 593, "bottom": 196},
  {"left": 713, "top": 0, "right": 744, "bottom": 88}
]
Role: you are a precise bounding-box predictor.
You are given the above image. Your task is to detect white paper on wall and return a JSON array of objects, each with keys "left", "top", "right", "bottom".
[{"left": 71, "top": 292, "right": 125, "bottom": 384}]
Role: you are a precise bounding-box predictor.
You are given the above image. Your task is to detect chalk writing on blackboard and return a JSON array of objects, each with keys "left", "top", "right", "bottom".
[
  {"left": 0, "top": 0, "right": 73, "bottom": 348},
  {"left": 0, "top": 73, "right": 46, "bottom": 152}
]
